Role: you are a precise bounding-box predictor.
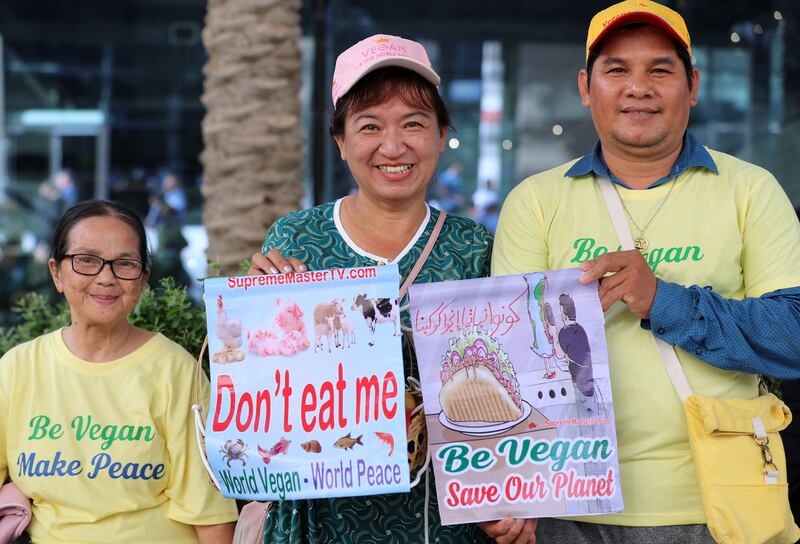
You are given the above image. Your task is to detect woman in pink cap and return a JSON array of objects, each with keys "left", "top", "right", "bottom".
[{"left": 248, "top": 35, "right": 535, "bottom": 544}]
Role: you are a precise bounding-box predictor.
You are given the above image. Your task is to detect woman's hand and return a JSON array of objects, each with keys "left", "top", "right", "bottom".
[
  {"left": 195, "top": 521, "right": 235, "bottom": 544},
  {"left": 478, "top": 517, "right": 537, "bottom": 543},
  {"left": 247, "top": 249, "right": 307, "bottom": 275}
]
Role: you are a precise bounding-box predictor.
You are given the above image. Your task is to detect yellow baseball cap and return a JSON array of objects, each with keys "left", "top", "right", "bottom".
[{"left": 586, "top": 0, "right": 691, "bottom": 62}]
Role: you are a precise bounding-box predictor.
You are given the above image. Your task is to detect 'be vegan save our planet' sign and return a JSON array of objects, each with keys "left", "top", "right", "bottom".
[
  {"left": 202, "top": 265, "right": 409, "bottom": 500},
  {"left": 409, "top": 268, "right": 624, "bottom": 525}
]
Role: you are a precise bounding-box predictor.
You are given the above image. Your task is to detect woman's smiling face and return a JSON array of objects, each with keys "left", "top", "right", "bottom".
[
  {"left": 48, "top": 215, "right": 149, "bottom": 330},
  {"left": 334, "top": 96, "right": 447, "bottom": 206}
]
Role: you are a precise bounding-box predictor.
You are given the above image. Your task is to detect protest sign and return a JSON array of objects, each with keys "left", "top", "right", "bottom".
[
  {"left": 409, "top": 268, "right": 623, "bottom": 525},
  {"left": 203, "top": 265, "right": 409, "bottom": 500}
]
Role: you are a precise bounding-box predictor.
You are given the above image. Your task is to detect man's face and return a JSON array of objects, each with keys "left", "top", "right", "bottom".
[{"left": 578, "top": 25, "right": 699, "bottom": 162}]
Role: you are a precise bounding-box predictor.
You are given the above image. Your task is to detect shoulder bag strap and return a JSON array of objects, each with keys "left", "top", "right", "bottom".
[
  {"left": 399, "top": 210, "right": 447, "bottom": 300},
  {"left": 596, "top": 176, "right": 693, "bottom": 401}
]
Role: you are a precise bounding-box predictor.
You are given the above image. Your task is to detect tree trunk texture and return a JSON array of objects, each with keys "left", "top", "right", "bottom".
[{"left": 201, "top": 0, "right": 304, "bottom": 273}]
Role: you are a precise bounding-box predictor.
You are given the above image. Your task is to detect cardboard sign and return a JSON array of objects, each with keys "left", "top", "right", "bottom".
[
  {"left": 203, "top": 265, "right": 409, "bottom": 500},
  {"left": 409, "top": 268, "right": 624, "bottom": 524}
]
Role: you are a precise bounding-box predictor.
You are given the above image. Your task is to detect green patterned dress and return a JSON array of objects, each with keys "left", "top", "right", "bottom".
[{"left": 259, "top": 199, "right": 493, "bottom": 544}]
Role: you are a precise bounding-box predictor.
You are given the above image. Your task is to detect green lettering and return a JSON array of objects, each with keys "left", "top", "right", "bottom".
[
  {"left": 570, "top": 238, "right": 596, "bottom": 263},
  {"left": 88, "top": 424, "right": 102, "bottom": 440},
  {"left": 71, "top": 415, "right": 90, "bottom": 441},
  {"left": 28, "top": 415, "right": 50, "bottom": 440},
  {"left": 647, "top": 247, "right": 664, "bottom": 272},
  {"left": 529, "top": 440, "right": 549, "bottom": 462},
  {"left": 100, "top": 425, "right": 118, "bottom": 450},
  {"left": 437, "top": 444, "right": 470, "bottom": 474},
  {"left": 496, "top": 437, "right": 530, "bottom": 467},
  {"left": 570, "top": 439, "right": 592, "bottom": 461},
  {"left": 685, "top": 245, "right": 704, "bottom": 261},
  {"left": 141, "top": 426, "right": 155, "bottom": 442},
  {"left": 549, "top": 440, "right": 571, "bottom": 471},
  {"left": 471, "top": 449, "right": 496, "bottom": 471},
  {"left": 591, "top": 438, "right": 613, "bottom": 461},
  {"left": 664, "top": 246, "right": 683, "bottom": 263},
  {"left": 119, "top": 425, "right": 135, "bottom": 441}
]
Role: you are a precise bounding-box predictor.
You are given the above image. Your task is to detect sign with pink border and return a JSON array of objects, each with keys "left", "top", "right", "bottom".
[{"left": 409, "top": 268, "right": 624, "bottom": 525}]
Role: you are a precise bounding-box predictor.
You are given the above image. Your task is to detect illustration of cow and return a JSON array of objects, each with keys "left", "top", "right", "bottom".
[{"left": 351, "top": 294, "right": 399, "bottom": 346}]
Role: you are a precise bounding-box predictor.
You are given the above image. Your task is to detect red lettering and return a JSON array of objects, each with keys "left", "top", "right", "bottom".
[
  {"left": 253, "top": 390, "right": 271, "bottom": 432},
  {"left": 236, "top": 392, "right": 253, "bottom": 432},
  {"left": 281, "top": 370, "right": 293, "bottom": 432},
  {"left": 444, "top": 479, "right": 500, "bottom": 508},
  {"left": 336, "top": 363, "right": 347, "bottom": 427},
  {"left": 381, "top": 371, "right": 398, "bottom": 419},
  {"left": 301, "top": 384, "right": 316, "bottom": 432},
  {"left": 211, "top": 374, "right": 273, "bottom": 433},
  {"left": 355, "top": 375, "right": 380, "bottom": 423},
  {"left": 446, "top": 480, "right": 462, "bottom": 508},
  {"left": 212, "top": 375, "right": 235, "bottom": 431},
  {"left": 318, "top": 380, "right": 334, "bottom": 430}
]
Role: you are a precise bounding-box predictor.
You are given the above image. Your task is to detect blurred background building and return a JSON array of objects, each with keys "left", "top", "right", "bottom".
[{"left": 0, "top": 0, "right": 798, "bottom": 321}]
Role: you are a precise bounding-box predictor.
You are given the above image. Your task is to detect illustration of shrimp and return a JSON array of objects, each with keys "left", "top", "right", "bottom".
[
  {"left": 374, "top": 432, "right": 395, "bottom": 456},
  {"left": 257, "top": 437, "right": 292, "bottom": 464}
]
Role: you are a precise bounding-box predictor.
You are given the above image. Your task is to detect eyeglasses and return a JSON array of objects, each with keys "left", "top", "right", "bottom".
[{"left": 63, "top": 253, "right": 145, "bottom": 280}]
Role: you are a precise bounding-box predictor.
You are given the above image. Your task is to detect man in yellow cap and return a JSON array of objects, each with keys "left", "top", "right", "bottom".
[{"left": 491, "top": 1, "right": 800, "bottom": 542}]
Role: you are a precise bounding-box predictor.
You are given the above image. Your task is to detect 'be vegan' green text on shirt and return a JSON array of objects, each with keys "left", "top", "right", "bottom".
[{"left": 0, "top": 331, "right": 237, "bottom": 543}]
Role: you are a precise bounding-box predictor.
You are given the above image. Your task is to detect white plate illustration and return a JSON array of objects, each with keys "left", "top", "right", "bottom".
[{"left": 438, "top": 400, "right": 533, "bottom": 437}]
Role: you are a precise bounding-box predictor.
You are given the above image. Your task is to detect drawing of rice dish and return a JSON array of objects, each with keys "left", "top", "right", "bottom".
[{"left": 439, "top": 328, "right": 523, "bottom": 423}]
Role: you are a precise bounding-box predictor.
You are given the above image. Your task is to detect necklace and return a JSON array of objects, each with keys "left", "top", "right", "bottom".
[{"left": 612, "top": 177, "right": 677, "bottom": 252}]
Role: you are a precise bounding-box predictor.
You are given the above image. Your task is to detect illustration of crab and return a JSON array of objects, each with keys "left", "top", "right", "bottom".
[{"left": 220, "top": 439, "right": 249, "bottom": 467}]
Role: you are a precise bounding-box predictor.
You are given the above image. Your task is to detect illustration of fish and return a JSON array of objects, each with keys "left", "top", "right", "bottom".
[
  {"left": 374, "top": 432, "right": 394, "bottom": 456},
  {"left": 257, "top": 437, "right": 292, "bottom": 464},
  {"left": 333, "top": 433, "right": 363, "bottom": 450},
  {"left": 301, "top": 440, "right": 322, "bottom": 453}
]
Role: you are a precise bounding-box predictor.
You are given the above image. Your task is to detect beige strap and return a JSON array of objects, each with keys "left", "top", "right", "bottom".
[
  {"left": 399, "top": 210, "right": 447, "bottom": 300},
  {"left": 195, "top": 335, "right": 208, "bottom": 409},
  {"left": 191, "top": 334, "right": 222, "bottom": 489},
  {"left": 596, "top": 176, "right": 693, "bottom": 401},
  {"left": 596, "top": 177, "right": 636, "bottom": 250}
]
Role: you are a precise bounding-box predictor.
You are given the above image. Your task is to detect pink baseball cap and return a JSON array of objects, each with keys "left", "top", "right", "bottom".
[{"left": 331, "top": 34, "right": 441, "bottom": 106}]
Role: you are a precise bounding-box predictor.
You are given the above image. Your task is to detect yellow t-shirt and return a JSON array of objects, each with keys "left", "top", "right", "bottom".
[
  {"left": 492, "top": 149, "right": 800, "bottom": 526},
  {"left": 0, "top": 330, "right": 237, "bottom": 543}
]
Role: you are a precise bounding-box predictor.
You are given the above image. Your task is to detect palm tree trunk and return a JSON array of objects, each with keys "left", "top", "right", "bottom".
[{"left": 201, "top": 0, "right": 304, "bottom": 273}]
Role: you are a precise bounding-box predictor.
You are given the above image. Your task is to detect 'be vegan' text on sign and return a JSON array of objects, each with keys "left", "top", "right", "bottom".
[{"left": 410, "top": 269, "right": 624, "bottom": 525}]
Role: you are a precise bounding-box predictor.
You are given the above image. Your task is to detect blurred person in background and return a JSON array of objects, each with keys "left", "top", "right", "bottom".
[
  {"left": 432, "top": 161, "right": 465, "bottom": 213},
  {"left": 146, "top": 172, "right": 188, "bottom": 228},
  {"left": 471, "top": 179, "right": 501, "bottom": 233}
]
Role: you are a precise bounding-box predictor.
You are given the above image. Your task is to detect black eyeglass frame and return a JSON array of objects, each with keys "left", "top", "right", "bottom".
[{"left": 62, "top": 253, "right": 146, "bottom": 280}]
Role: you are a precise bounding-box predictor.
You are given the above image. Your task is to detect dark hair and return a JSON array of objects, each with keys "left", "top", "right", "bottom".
[
  {"left": 586, "top": 23, "right": 694, "bottom": 90},
  {"left": 50, "top": 199, "right": 151, "bottom": 269},
  {"left": 543, "top": 302, "right": 555, "bottom": 326},
  {"left": 330, "top": 66, "right": 451, "bottom": 137},
  {"left": 559, "top": 293, "right": 577, "bottom": 321}
]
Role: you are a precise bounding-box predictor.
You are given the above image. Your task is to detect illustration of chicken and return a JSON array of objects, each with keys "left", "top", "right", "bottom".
[
  {"left": 301, "top": 440, "right": 322, "bottom": 453},
  {"left": 212, "top": 295, "right": 245, "bottom": 363},
  {"left": 374, "top": 432, "right": 395, "bottom": 456},
  {"left": 257, "top": 437, "right": 292, "bottom": 464},
  {"left": 333, "top": 433, "right": 363, "bottom": 450}
]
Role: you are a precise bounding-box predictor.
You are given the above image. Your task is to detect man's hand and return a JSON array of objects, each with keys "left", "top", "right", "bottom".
[
  {"left": 478, "top": 517, "right": 537, "bottom": 543},
  {"left": 578, "top": 250, "right": 657, "bottom": 318},
  {"left": 246, "top": 249, "right": 307, "bottom": 275}
]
